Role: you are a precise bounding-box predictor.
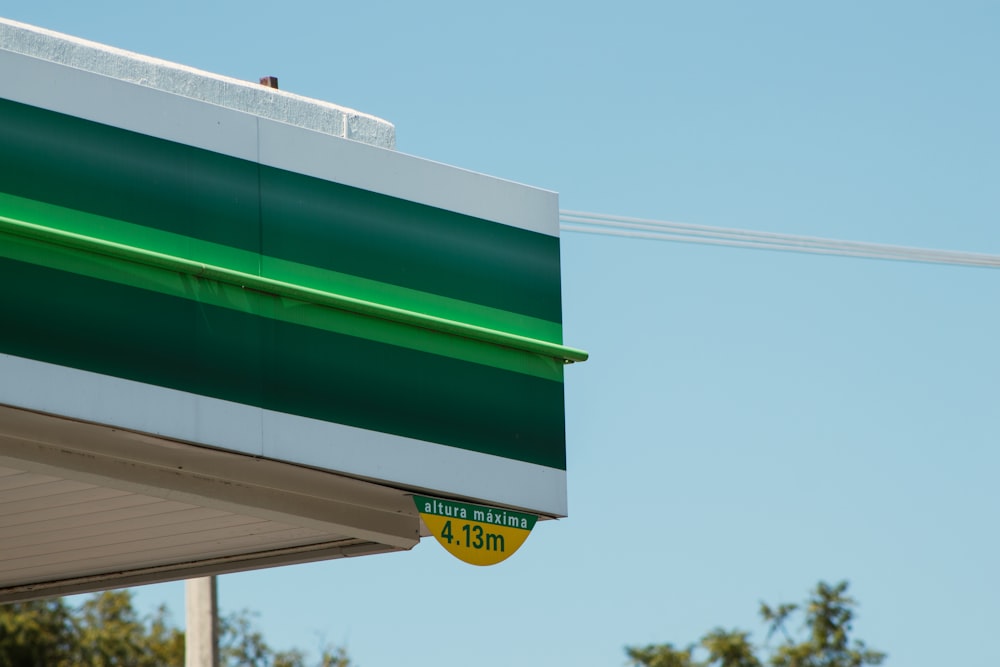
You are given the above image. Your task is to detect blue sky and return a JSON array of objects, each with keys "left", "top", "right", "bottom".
[{"left": 5, "top": 2, "right": 999, "bottom": 666}]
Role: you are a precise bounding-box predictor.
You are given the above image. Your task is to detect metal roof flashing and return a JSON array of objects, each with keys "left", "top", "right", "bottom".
[{"left": 0, "top": 16, "right": 396, "bottom": 149}]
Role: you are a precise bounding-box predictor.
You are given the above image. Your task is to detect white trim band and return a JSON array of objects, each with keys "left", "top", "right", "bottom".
[{"left": 0, "top": 47, "right": 558, "bottom": 236}]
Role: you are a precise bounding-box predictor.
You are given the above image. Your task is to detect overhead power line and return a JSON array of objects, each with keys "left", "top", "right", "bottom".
[{"left": 559, "top": 210, "right": 1000, "bottom": 269}]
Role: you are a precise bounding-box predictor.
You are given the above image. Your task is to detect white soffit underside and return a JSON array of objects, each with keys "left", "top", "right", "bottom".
[{"left": 0, "top": 405, "right": 420, "bottom": 603}]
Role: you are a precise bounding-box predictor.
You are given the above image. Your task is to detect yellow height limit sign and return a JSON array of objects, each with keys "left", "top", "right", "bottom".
[{"left": 414, "top": 495, "right": 538, "bottom": 566}]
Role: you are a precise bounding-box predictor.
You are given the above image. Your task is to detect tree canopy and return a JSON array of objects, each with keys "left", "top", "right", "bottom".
[
  {"left": 626, "top": 581, "right": 885, "bottom": 667},
  {"left": 0, "top": 589, "right": 349, "bottom": 667}
]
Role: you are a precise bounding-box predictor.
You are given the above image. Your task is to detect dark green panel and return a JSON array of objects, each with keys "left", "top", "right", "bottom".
[
  {"left": 260, "top": 167, "right": 563, "bottom": 323},
  {"left": 0, "top": 98, "right": 563, "bottom": 325},
  {"left": 0, "top": 98, "right": 261, "bottom": 252},
  {"left": 0, "top": 258, "right": 565, "bottom": 470}
]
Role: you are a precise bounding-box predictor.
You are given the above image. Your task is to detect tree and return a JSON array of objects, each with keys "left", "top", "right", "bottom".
[
  {"left": 0, "top": 598, "right": 76, "bottom": 667},
  {"left": 626, "top": 581, "right": 885, "bottom": 667},
  {"left": 761, "top": 581, "right": 884, "bottom": 667},
  {"left": 0, "top": 590, "right": 350, "bottom": 667},
  {"left": 219, "top": 608, "right": 351, "bottom": 667},
  {"left": 75, "top": 590, "right": 184, "bottom": 666}
]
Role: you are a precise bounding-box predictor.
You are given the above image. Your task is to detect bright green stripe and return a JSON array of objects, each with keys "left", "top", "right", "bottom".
[
  {"left": 0, "top": 229, "right": 565, "bottom": 380},
  {"left": 262, "top": 256, "right": 562, "bottom": 343},
  {"left": 0, "top": 216, "right": 587, "bottom": 369},
  {"left": 0, "top": 97, "right": 562, "bottom": 323},
  {"left": 0, "top": 191, "right": 562, "bottom": 344},
  {"left": 0, "top": 191, "right": 259, "bottom": 273},
  {"left": 0, "top": 258, "right": 566, "bottom": 469}
]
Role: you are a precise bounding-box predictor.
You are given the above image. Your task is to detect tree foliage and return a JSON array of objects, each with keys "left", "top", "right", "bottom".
[
  {"left": 626, "top": 581, "right": 885, "bottom": 667},
  {"left": 0, "top": 598, "right": 76, "bottom": 667},
  {"left": 0, "top": 590, "right": 350, "bottom": 667}
]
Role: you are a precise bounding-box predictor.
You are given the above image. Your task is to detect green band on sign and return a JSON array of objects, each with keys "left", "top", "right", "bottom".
[
  {"left": 0, "top": 96, "right": 564, "bottom": 323},
  {"left": 0, "top": 93, "right": 587, "bottom": 474},
  {"left": 0, "top": 191, "right": 564, "bottom": 344},
  {"left": 0, "top": 214, "right": 588, "bottom": 365}
]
